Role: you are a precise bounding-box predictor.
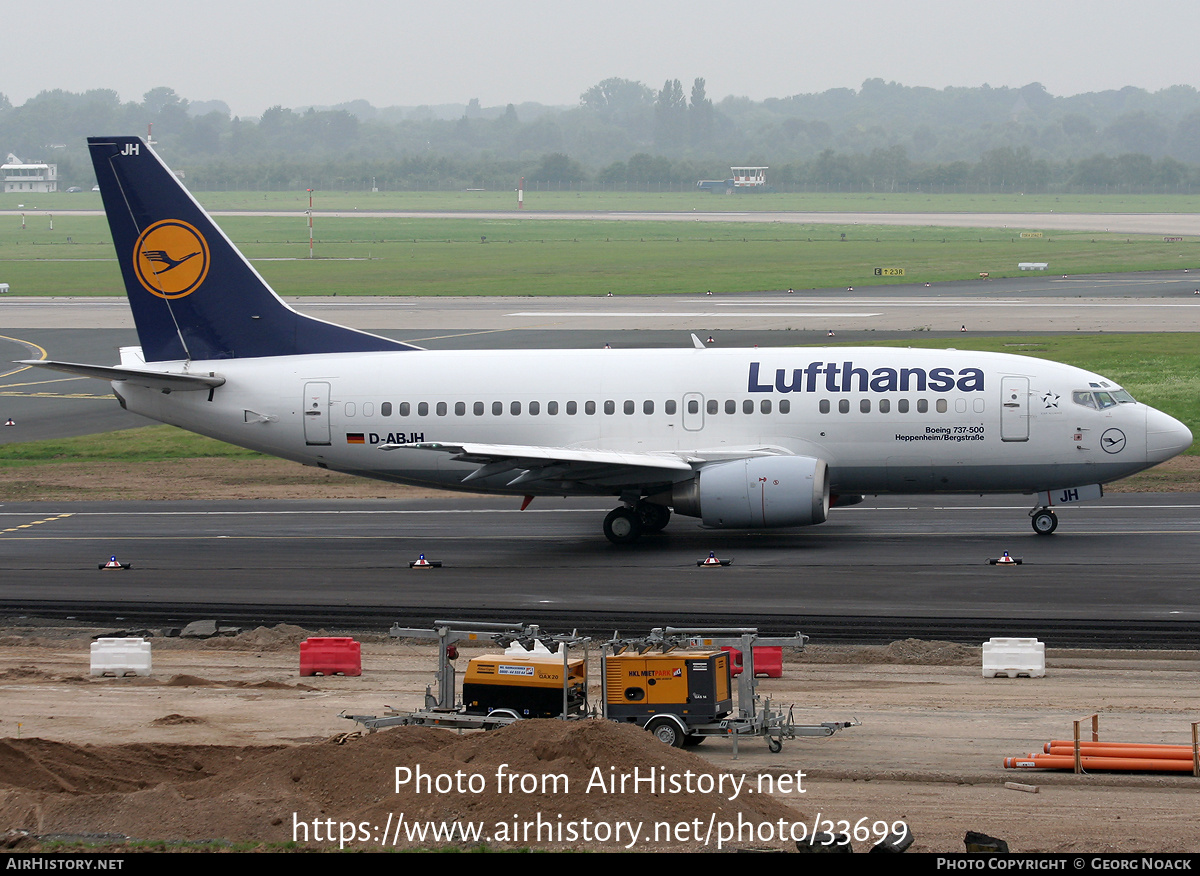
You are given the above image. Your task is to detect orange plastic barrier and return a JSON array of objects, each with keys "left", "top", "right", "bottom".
[{"left": 299, "top": 637, "right": 362, "bottom": 677}]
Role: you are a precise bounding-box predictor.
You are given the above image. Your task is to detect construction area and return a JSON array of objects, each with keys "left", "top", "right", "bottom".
[{"left": 1, "top": 619, "right": 1199, "bottom": 853}]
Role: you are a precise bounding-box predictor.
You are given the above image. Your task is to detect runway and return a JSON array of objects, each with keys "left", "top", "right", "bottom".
[
  {"left": 0, "top": 493, "right": 1197, "bottom": 645},
  {"left": 7, "top": 208, "right": 1198, "bottom": 235}
]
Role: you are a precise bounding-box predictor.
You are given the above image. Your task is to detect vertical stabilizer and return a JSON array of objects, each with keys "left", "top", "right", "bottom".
[{"left": 88, "top": 136, "right": 416, "bottom": 362}]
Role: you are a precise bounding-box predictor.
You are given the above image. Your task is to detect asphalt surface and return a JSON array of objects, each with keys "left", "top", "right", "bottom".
[{"left": 0, "top": 494, "right": 1197, "bottom": 646}]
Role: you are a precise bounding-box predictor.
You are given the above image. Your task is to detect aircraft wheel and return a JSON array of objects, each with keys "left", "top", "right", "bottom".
[
  {"left": 645, "top": 717, "right": 684, "bottom": 748},
  {"left": 603, "top": 507, "right": 642, "bottom": 545},
  {"left": 637, "top": 502, "right": 671, "bottom": 533},
  {"left": 1031, "top": 509, "right": 1058, "bottom": 535}
]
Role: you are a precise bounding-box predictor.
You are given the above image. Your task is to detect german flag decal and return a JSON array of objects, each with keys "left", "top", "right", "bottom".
[{"left": 346, "top": 433, "right": 365, "bottom": 444}]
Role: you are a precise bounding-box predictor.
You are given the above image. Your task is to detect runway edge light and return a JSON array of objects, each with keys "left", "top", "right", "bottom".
[{"left": 409, "top": 553, "right": 443, "bottom": 569}]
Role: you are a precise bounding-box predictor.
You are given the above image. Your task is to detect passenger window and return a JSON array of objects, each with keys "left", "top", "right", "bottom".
[
  {"left": 779, "top": 400, "right": 790, "bottom": 414},
  {"left": 838, "top": 399, "right": 849, "bottom": 414},
  {"left": 725, "top": 400, "right": 736, "bottom": 415},
  {"left": 363, "top": 402, "right": 374, "bottom": 417},
  {"left": 474, "top": 402, "right": 484, "bottom": 416},
  {"left": 400, "top": 402, "right": 411, "bottom": 417},
  {"left": 529, "top": 401, "right": 540, "bottom": 415},
  {"left": 917, "top": 399, "right": 928, "bottom": 413},
  {"left": 743, "top": 399, "right": 754, "bottom": 414},
  {"left": 492, "top": 401, "right": 503, "bottom": 416},
  {"left": 973, "top": 398, "right": 985, "bottom": 413},
  {"left": 436, "top": 402, "right": 447, "bottom": 416},
  {"left": 879, "top": 399, "right": 890, "bottom": 413},
  {"left": 381, "top": 402, "right": 392, "bottom": 417},
  {"left": 511, "top": 401, "right": 521, "bottom": 415},
  {"left": 624, "top": 400, "right": 634, "bottom": 415},
  {"left": 688, "top": 400, "right": 699, "bottom": 414},
  {"left": 643, "top": 400, "right": 654, "bottom": 415},
  {"left": 760, "top": 400, "right": 771, "bottom": 414},
  {"left": 585, "top": 401, "right": 596, "bottom": 415},
  {"left": 936, "top": 399, "right": 948, "bottom": 413},
  {"left": 707, "top": 400, "right": 718, "bottom": 415},
  {"left": 567, "top": 401, "right": 578, "bottom": 415},
  {"left": 955, "top": 398, "right": 966, "bottom": 413},
  {"left": 604, "top": 400, "right": 615, "bottom": 415},
  {"left": 547, "top": 401, "right": 559, "bottom": 415},
  {"left": 417, "top": 402, "right": 429, "bottom": 416},
  {"left": 898, "top": 399, "right": 909, "bottom": 413},
  {"left": 819, "top": 399, "right": 830, "bottom": 414},
  {"left": 454, "top": 402, "right": 465, "bottom": 416},
  {"left": 860, "top": 399, "right": 870, "bottom": 413},
  {"left": 666, "top": 400, "right": 677, "bottom": 415}
]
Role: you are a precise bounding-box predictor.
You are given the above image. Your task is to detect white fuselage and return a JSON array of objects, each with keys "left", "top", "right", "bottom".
[{"left": 111, "top": 345, "right": 1190, "bottom": 499}]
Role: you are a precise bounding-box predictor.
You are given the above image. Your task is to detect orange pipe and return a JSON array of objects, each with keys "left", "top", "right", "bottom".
[
  {"left": 1047, "top": 740, "right": 1196, "bottom": 753},
  {"left": 1045, "top": 744, "right": 1195, "bottom": 761},
  {"left": 1005, "top": 754, "right": 1196, "bottom": 772}
]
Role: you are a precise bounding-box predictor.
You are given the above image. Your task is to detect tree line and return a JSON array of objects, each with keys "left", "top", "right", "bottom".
[{"left": 3, "top": 80, "right": 1200, "bottom": 192}]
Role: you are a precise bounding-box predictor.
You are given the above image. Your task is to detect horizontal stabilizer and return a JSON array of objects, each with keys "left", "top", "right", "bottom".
[{"left": 19, "top": 359, "right": 225, "bottom": 392}]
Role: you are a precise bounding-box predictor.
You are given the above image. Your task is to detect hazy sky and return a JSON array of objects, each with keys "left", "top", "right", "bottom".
[{"left": 10, "top": 0, "right": 1199, "bottom": 116}]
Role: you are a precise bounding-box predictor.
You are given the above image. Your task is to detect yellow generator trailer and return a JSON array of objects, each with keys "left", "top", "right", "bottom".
[{"left": 463, "top": 649, "right": 587, "bottom": 719}]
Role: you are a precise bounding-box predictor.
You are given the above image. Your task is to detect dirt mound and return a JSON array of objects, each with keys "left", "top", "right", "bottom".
[
  {"left": 795, "top": 640, "right": 978, "bottom": 666},
  {"left": 150, "top": 715, "right": 206, "bottom": 726},
  {"left": 0, "top": 720, "right": 806, "bottom": 850},
  {"left": 200, "top": 624, "right": 313, "bottom": 651},
  {"left": 882, "top": 639, "right": 977, "bottom": 664},
  {"left": 164, "top": 675, "right": 216, "bottom": 687}
]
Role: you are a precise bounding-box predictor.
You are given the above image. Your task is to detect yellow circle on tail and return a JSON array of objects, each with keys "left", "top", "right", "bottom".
[{"left": 133, "top": 220, "right": 210, "bottom": 299}]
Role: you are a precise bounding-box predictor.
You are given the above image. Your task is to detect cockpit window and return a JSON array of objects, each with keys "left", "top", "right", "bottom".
[{"left": 1073, "top": 389, "right": 1137, "bottom": 409}]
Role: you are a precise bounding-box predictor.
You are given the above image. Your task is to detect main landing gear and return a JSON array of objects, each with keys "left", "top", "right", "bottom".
[
  {"left": 1030, "top": 507, "right": 1058, "bottom": 535},
  {"left": 603, "top": 502, "right": 671, "bottom": 545}
]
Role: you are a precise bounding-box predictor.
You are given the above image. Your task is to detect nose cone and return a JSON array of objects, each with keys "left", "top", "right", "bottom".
[{"left": 1146, "top": 407, "right": 1193, "bottom": 462}]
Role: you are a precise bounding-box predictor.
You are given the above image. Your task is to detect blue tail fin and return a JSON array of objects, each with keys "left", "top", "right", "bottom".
[{"left": 88, "top": 136, "right": 417, "bottom": 362}]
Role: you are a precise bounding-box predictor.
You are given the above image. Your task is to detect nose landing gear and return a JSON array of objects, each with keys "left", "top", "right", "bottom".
[{"left": 1030, "top": 507, "right": 1058, "bottom": 535}]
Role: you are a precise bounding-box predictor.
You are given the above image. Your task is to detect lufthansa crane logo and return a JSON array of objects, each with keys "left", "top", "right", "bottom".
[
  {"left": 1101, "top": 428, "right": 1127, "bottom": 454},
  {"left": 132, "top": 220, "right": 210, "bottom": 299}
]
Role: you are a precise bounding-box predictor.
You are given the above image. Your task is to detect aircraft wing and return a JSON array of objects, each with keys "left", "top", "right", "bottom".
[
  {"left": 381, "top": 441, "right": 786, "bottom": 492},
  {"left": 19, "top": 360, "right": 225, "bottom": 392}
]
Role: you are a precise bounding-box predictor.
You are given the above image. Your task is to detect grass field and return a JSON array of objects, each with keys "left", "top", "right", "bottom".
[
  {"left": 2, "top": 212, "right": 1198, "bottom": 296},
  {"left": 3, "top": 334, "right": 1194, "bottom": 467},
  {"left": 7, "top": 190, "right": 1200, "bottom": 214}
]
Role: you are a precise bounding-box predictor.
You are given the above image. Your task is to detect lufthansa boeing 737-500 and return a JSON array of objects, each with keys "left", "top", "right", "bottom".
[{"left": 23, "top": 137, "right": 1193, "bottom": 543}]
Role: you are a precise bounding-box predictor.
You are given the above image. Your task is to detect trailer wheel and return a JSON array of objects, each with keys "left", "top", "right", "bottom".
[
  {"left": 485, "top": 708, "right": 521, "bottom": 728},
  {"left": 767, "top": 736, "right": 783, "bottom": 753},
  {"left": 645, "top": 717, "right": 684, "bottom": 748}
]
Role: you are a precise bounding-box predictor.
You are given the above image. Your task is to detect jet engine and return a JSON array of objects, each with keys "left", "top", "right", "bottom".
[{"left": 665, "top": 456, "right": 830, "bottom": 529}]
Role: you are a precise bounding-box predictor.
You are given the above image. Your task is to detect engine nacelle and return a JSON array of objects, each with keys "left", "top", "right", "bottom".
[{"left": 667, "top": 456, "right": 830, "bottom": 529}]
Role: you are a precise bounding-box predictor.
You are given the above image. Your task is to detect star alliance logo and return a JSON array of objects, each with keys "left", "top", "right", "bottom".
[{"left": 1041, "top": 392, "right": 1060, "bottom": 409}]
